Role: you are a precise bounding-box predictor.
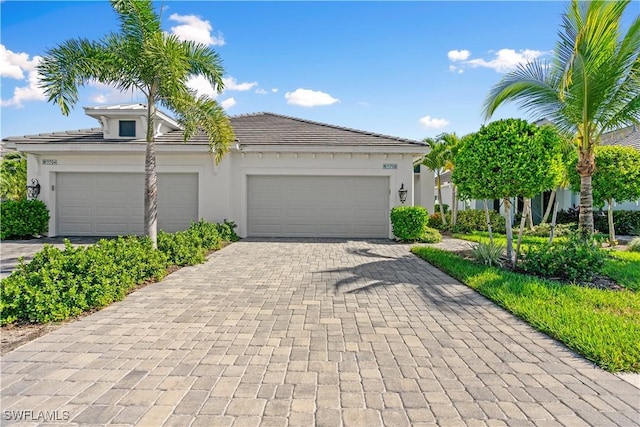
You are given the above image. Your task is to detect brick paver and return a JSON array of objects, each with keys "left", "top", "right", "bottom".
[{"left": 1, "top": 238, "right": 638, "bottom": 426}]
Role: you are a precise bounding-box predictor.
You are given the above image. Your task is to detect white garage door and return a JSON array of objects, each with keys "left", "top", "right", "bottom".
[
  {"left": 248, "top": 175, "right": 389, "bottom": 238},
  {"left": 56, "top": 173, "right": 198, "bottom": 236}
]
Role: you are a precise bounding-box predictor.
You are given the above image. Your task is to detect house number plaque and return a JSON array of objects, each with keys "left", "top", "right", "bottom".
[
  {"left": 42, "top": 159, "right": 58, "bottom": 165},
  {"left": 383, "top": 163, "right": 398, "bottom": 169}
]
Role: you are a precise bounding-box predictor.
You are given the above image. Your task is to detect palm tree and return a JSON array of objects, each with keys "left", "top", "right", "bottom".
[
  {"left": 421, "top": 137, "right": 448, "bottom": 226},
  {"left": 37, "top": 0, "right": 235, "bottom": 246},
  {"left": 483, "top": 0, "right": 639, "bottom": 235},
  {"left": 440, "top": 133, "right": 461, "bottom": 227}
]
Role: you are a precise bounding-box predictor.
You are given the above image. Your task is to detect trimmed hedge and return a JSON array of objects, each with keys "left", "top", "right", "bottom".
[
  {"left": 452, "top": 209, "right": 506, "bottom": 234},
  {"left": 1, "top": 199, "right": 50, "bottom": 240},
  {"left": 556, "top": 208, "right": 640, "bottom": 236},
  {"left": 390, "top": 206, "right": 441, "bottom": 242},
  {"left": 0, "top": 220, "right": 239, "bottom": 325}
]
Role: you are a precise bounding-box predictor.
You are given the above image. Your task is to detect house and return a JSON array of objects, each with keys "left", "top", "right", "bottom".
[{"left": 2, "top": 104, "right": 431, "bottom": 239}]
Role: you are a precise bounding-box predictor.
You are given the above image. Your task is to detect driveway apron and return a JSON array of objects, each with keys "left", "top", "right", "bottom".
[{"left": 1, "top": 239, "right": 638, "bottom": 426}]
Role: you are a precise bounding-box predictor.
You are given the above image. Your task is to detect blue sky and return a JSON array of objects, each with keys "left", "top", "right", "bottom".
[{"left": 1, "top": 1, "right": 635, "bottom": 141}]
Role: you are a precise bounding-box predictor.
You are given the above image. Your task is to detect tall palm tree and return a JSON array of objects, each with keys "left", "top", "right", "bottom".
[
  {"left": 483, "top": 0, "right": 639, "bottom": 234},
  {"left": 37, "top": 0, "right": 235, "bottom": 246},
  {"left": 421, "top": 137, "right": 448, "bottom": 226}
]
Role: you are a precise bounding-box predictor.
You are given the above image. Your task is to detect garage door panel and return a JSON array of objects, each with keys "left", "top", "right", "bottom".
[
  {"left": 248, "top": 175, "right": 389, "bottom": 238},
  {"left": 57, "top": 173, "right": 197, "bottom": 236}
]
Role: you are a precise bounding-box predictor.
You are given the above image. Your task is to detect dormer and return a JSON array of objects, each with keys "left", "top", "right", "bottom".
[{"left": 84, "top": 104, "right": 181, "bottom": 140}]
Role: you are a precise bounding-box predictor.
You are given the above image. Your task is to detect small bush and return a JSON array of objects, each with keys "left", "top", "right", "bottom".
[
  {"left": 216, "top": 220, "right": 240, "bottom": 242},
  {"left": 521, "top": 234, "right": 606, "bottom": 282},
  {"left": 390, "top": 206, "right": 430, "bottom": 241},
  {"left": 434, "top": 203, "right": 449, "bottom": 214},
  {"left": 453, "top": 209, "right": 506, "bottom": 234},
  {"left": 628, "top": 237, "right": 640, "bottom": 252},
  {"left": 594, "top": 210, "right": 640, "bottom": 236},
  {"left": 471, "top": 240, "right": 505, "bottom": 267},
  {"left": 157, "top": 230, "right": 206, "bottom": 266},
  {"left": 1, "top": 199, "right": 50, "bottom": 239},
  {"left": 428, "top": 212, "right": 451, "bottom": 231},
  {"left": 189, "top": 220, "right": 222, "bottom": 250},
  {"left": 524, "top": 222, "right": 576, "bottom": 237},
  {"left": 420, "top": 227, "right": 442, "bottom": 243}
]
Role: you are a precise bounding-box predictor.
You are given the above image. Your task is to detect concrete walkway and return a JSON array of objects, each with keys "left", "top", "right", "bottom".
[{"left": 1, "top": 239, "right": 638, "bottom": 426}]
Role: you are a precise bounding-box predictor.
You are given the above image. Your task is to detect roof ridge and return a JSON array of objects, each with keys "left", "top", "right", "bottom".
[{"left": 232, "top": 112, "right": 423, "bottom": 145}]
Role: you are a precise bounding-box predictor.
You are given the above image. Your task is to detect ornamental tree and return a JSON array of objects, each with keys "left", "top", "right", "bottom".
[
  {"left": 569, "top": 145, "right": 640, "bottom": 244},
  {"left": 453, "top": 119, "right": 563, "bottom": 264}
]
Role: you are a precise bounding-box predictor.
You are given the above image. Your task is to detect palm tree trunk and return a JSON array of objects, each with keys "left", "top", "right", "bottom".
[
  {"left": 549, "top": 196, "right": 559, "bottom": 244},
  {"left": 504, "top": 198, "right": 514, "bottom": 265},
  {"left": 607, "top": 198, "right": 616, "bottom": 246},
  {"left": 145, "top": 99, "right": 158, "bottom": 248},
  {"left": 541, "top": 188, "right": 557, "bottom": 224},
  {"left": 436, "top": 173, "right": 447, "bottom": 226},
  {"left": 515, "top": 198, "right": 530, "bottom": 268},
  {"left": 483, "top": 199, "right": 493, "bottom": 245},
  {"left": 577, "top": 150, "right": 595, "bottom": 236}
]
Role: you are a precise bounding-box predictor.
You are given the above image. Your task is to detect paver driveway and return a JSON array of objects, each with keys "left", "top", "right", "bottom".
[{"left": 1, "top": 239, "right": 638, "bottom": 426}]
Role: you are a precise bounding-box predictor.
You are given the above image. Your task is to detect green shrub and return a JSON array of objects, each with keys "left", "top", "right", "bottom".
[
  {"left": 594, "top": 210, "right": 640, "bottom": 236},
  {"left": 420, "top": 227, "right": 442, "bottom": 243},
  {"left": 157, "top": 230, "right": 206, "bottom": 266},
  {"left": 628, "top": 237, "right": 640, "bottom": 252},
  {"left": 521, "top": 234, "right": 606, "bottom": 282},
  {"left": 471, "top": 240, "right": 505, "bottom": 267},
  {"left": 524, "top": 222, "right": 576, "bottom": 237},
  {"left": 189, "top": 219, "right": 222, "bottom": 250},
  {"left": 0, "top": 237, "right": 168, "bottom": 325},
  {"left": 453, "top": 209, "right": 506, "bottom": 234},
  {"left": 1, "top": 199, "right": 50, "bottom": 239},
  {"left": 434, "top": 203, "right": 449, "bottom": 214},
  {"left": 428, "top": 212, "right": 451, "bottom": 231},
  {"left": 390, "top": 206, "right": 430, "bottom": 241},
  {"left": 216, "top": 220, "right": 240, "bottom": 242}
]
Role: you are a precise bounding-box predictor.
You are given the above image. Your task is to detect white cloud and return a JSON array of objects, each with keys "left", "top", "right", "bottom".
[
  {"left": 222, "top": 76, "right": 257, "bottom": 91},
  {"left": 169, "top": 13, "right": 224, "bottom": 46},
  {"left": 220, "top": 97, "right": 236, "bottom": 110},
  {"left": 285, "top": 88, "right": 339, "bottom": 107},
  {"left": 271, "top": 88, "right": 278, "bottom": 93},
  {"left": 447, "top": 49, "right": 470, "bottom": 61},
  {"left": 419, "top": 115, "right": 449, "bottom": 129},
  {"left": 466, "top": 48, "right": 545, "bottom": 72},
  {"left": 357, "top": 101, "right": 370, "bottom": 107},
  {"left": 450, "top": 48, "right": 546, "bottom": 73},
  {"left": 255, "top": 88, "right": 267, "bottom": 95},
  {"left": 0, "top": 44, "right": 45, "bottom": 107},
  {"left": 87, "top": 82, "right": 142, "bottom": 104},
  {"left": 186, "top": 75, "right": 218, "bottom": 98}
]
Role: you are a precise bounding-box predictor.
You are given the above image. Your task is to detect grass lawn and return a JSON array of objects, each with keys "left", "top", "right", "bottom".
[
  {"left": 411, "top": 246, "right": 640, "bottom": 372},
  {"left": 454, "top": 232, "right": 640, "bottom": 292}
]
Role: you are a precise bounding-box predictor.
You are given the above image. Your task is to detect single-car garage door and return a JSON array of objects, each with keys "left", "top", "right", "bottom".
[
  {"left": 248, "top": 175, "right": 389, "bottom": 238},
  {"left": 56, "top": 173, "right": 198, "bottom": 236}
]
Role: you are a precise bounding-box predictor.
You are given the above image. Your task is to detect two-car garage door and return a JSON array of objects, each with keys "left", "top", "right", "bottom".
[
  {"left": 56, "top": 173, "right": 198, "bottom": 236},
  {"left": 247, "top": 175, "right": 389, "bottom": 238}
]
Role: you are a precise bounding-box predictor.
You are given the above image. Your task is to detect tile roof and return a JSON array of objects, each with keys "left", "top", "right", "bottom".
[
  {"left": 2, "top": 112, "right": 425, "bottom": 149},
  {"left": 229, "top": 112, "right": 424, "bottom": 147},
  {"left": 601, "top": 125, "right": 640, "bottom": 151}
]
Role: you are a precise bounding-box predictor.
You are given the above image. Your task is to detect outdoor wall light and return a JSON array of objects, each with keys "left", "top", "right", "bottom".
[
  {"left": 26, "top": 179, "right": 41, "bottom": 199},
  {"left": 398, "top": 183, "right": 408, "bottom": 204}
]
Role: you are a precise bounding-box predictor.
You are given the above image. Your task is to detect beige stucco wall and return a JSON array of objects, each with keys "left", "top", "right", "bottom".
[{"left": 25, "top": 148, "right": 420, "bottom": 239}]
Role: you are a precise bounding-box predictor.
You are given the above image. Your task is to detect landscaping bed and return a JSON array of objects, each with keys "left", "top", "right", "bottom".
[
  {"left": 412, "top": 234, "right": 640, "bottom": 373},
  {"left": 0, "top": 220, "right": 239, "bottom": 353}
]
